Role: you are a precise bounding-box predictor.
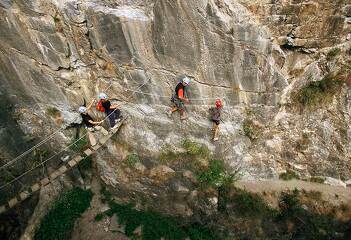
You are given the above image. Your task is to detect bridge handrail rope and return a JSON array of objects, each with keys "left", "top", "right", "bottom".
[
  {"left": 0, "top": 79, "right": 116, "bottom": 171},
  {"left": 0, "top": 74, "right": 152, "bottom": 190},
  {"left": 0, "top": 62, "right": 227, "bottom": 183},
  {"left": 0, "top": 128, "right": 62, "bottom": 171}
]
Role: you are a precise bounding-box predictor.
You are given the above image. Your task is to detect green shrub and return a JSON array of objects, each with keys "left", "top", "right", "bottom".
[
  {"left": 296, "top": 75, "right": 342, "bottom": 107},
  {"left": 69, "top": 135, "right": 88, "bottom": 153},
  {"left": 279, "top": 170, "right": 300, "bottom": 181},
  {"left": 100, "top": 185, "right": 112, "bottom": 203},
  {"left": 94, "top": 213, "right": 104, "bottom": 222},
  {"left": 310, "top": 176, "right": 325, "bottom": 184},
  {"left": 326, "top": 48, "right": 341, "bottom": 61},
  {"left": 196, "top": 159, "right": 236, "bottom": 188},
  {"left": 99, "top": 186, "right": 220, "bottom": 240},
  {"left": 27, "top": 149, "right": 49, "bottom": 169},
  {"left": 243, "top": 120, "right": 256, "bottom": 140},
  {"left": 34, "top": 187, "right": 93, "bottom": 240},
  {"left": 231, "top": 188, "right": 273, "bottom": 218},
  {"left": 182, "top": 139, "right": 210, "bottom": 159},
  {"left": 78, "top": 156, "right": 92, "bottom": 171},
  {"left": 127, "top": 153, "right": 140, "bottom": 167},
  {"left": 276, "top": 190, "right": 340, "bottom": 239}
]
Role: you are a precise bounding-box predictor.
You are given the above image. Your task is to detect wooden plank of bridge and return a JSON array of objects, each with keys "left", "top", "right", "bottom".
[
  {"left": 0, "top": 119, "right": 127, "bottom": 215},
  {"left": 50, "top": 170, "right": 60, "bottom": 180},
  {"left": 31, "top": 183, "right": 40, "bottom": 193},
  {"left": 91, "top": 144, "right": 102, "bottom": 151},
  {"left": 19, "top": 191, "right": 29, "bottom": 201},
  {"left": 73, "top": 155, "right": 83, "bottom": 163},
  {"left": 84, "top": 148, "right": 93, "bottom": 156},
  {"left": 68, "top": 159, "right": 77, "bottom": 167},
  {"left": 41, "top": 177, "right": 50, "bottom": 186},
  {"left": 0, "top": 205, "right": 6, "bottom": 214},
  {"left": 8, "top": 197, "right": 18, "bottom": 208},
  {"left": 59, "top": 166, "right": 67, "bottom": 174},
  {"left": 99, "top": 136, "right": 110, "bottom": 145}
]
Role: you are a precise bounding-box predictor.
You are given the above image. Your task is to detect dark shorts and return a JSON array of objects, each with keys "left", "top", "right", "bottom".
[
  {"left": 212, "top": 120, "right": 220, "bottom": 125},
  {"left": 105, "top": 109, "right": 121, "bottom": 127}
]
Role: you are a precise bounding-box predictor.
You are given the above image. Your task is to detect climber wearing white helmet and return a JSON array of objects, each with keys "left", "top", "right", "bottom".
[
  {"left": 79, "top": 100, "right": 103, "bottom": 129},
  {"left": 168, "top": 76, "right": 191, "bottom": 120},
  {"left": 96, "top": 92, "right": 122, "bottom": 129},
  {"left": 78, "top": 100, "right": 104, "bottom": 146}
]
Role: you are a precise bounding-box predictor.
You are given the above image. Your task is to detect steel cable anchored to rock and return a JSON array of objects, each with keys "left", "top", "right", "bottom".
[{"left": 0, "top": 73, "right": 153, "bottom": 213}]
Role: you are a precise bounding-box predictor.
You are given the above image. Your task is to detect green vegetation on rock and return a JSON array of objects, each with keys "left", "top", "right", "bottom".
[
  {"left": 296, "top": 75, "right": 343, "bottom": 107},
  {"left": 310, "top": 176, "right": 326, "bottom": 184},
  {"left": 279, "top": 170, "right": 300, "bottom": 181},
  {"left": 99, "top": 185, "right": 220, "bottom": 240},
  {"left": 197, "top": 159, "right": 237, "bottom": 188},
  {"left": 46, "top": 107, "right": 61, "bottom": 118},
  {"left": 127, "top": 153, "right": 140, "bottom": 167},
  {"left": 69, "top": 134, "right": 88, "bottom": 153},
  {"left": 326, "top": 48, "right": 341, "bottom": 61},
  {"left": 230, "top": 187, "right": 274, "bottom": 218},
  {"left": 34, "top": 187, "right": 93, "bottom": 240},
  {"left": 182, "top": 139, "right": 210, "bottom": 159},
  {"left": 242, "top": 119, "right": 257, "bottom": 141}
]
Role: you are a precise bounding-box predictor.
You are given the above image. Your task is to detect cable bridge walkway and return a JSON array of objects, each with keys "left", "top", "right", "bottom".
[{"left": 0, "top": 121, "right": 125, "bottom": 215}]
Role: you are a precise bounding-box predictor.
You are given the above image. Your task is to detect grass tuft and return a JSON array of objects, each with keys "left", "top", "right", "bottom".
[
  {"left": 310, "top": 176, "right": 326, "bottom": 184},
  {"left": 127, "top": 153, "right": 140, "bottom": 167},
  {"left": 279, "top": 170, "right": 300, "bottom": 181},
  {"left": 182, "top": 139, "right": 210, "bottom": 159},
  {"left": 243, "top": 119, "right": 257, "bottom": 141},
  {"left": 326, "top": 48, "right": 341, "bottom": 61},
  {"left": 34, "top": 187, "right": 93, "bottom": 240}
]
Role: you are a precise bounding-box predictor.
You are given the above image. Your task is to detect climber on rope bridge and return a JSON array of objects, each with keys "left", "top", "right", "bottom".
[
  {"left": 168, "top": 76, "right": 191, "bottom": 120},
  {"left": 79, "top": 99, "right": 105, "bottom": 146},
  {"left": 96, "top": 93, "right": 122, "bottom": 129},
  {"left": 209, "top": 99, "right": 223, "bottom": 141}
]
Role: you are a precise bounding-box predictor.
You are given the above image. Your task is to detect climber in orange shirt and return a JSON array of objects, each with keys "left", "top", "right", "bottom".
[{"left": 168, "top": 76, "right": 191, "bottom": 120}]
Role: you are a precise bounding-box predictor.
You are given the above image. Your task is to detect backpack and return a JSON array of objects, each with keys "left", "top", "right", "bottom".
[{"left": 96, "top": 100, "right": 105, "bottom": 112}]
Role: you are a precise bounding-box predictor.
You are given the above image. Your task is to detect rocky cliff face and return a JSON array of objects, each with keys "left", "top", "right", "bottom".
[{"left": 0, "top": 0, "right": 350, "bottom": 218}]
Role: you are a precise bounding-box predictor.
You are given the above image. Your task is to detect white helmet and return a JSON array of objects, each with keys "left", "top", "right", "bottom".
[
  {"left": 98, "top": 93, "right": 108, "bottom": 100},
  {"left": 78, "top": 106, "right": 87, "bottom": 113},
  {"left": 182, "top": 76, "right": 191, "bottom": 85}
]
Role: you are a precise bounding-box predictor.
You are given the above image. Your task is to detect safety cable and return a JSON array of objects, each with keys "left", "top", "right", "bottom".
[
  {"left": 0, "top": 79, "right": 116, "bottom": 171},
  {"left": 0, "top": 74, "right": 152, "bottom": 190},
  {"left": 123, "top": 87, "right": 229, "bottom": 101}
]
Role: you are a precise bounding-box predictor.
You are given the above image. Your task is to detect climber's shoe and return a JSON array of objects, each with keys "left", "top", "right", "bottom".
[
  {"left": 213, "top": 137, "right": 219, "bottom": 141},
  {"left": 111, "top": 124, "right": 120, "bottom": 130},
  {"left": 167, "top": 110, "right": 173, "bottom": 117}
]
